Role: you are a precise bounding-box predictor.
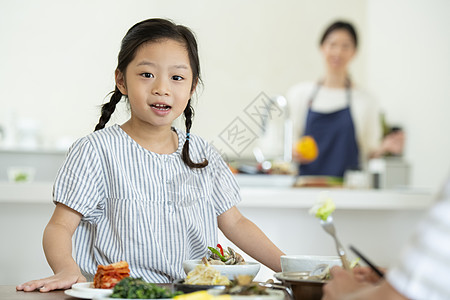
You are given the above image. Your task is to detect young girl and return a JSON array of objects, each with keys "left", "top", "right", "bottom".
[{"left": 17, "top": 18, "right": 284, "bottom": 292}]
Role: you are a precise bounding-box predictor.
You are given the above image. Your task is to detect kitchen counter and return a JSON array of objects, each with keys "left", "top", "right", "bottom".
[
  {"left": 0, "top": 182, "right": 54, "bottom": 203},
  {"left": 239, "top": 187, "right": 433, "bottom": 210},
  {"left": 0, "top": 181, "right": 434, "bottom": 210}
]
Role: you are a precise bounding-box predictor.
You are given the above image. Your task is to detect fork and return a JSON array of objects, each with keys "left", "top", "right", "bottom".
[
  {"left": 259, "top": 281, "right": 294, "bottom": 300},
  {"left": 320, "top": 215, "right": 351, "bottom": 270}
]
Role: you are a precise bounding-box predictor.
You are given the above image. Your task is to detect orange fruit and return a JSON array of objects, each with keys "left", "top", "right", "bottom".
[{"left": 295, "top": 135, "right": 318, "bottom": 161}]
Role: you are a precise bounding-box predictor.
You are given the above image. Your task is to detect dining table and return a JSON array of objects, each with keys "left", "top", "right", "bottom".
[
  {"left": 0, "top": 283, "right": 296, "bottom": 300},
  {"left": 1, "top": 285, "right": 72, "bottom": 300},
  {"left": 0, "top": 283, "right": 174, "bottom": 300},
  {"left": 1, "top": 284, "right": 294, "bottom": 299}
]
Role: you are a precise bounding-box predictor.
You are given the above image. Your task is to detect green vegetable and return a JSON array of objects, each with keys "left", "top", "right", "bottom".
[
  {"left": 309, "top": 193, "right": 336, "bottom": 221},
  {"left": 315, "top": 198, "right": 336, "bottom": 221},
  {"left": 111, "top": 277, "right": 183, "bottom": 299},
  {"left": 208, "top": 246, "right": 227, "bottom": 262},
  {"left": 14, "top": 172, "right": 28, "bottom": 182}
]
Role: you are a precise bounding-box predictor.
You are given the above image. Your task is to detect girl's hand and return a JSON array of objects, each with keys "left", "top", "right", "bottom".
[{"left": 16, "top": 270, "right": 86, "bottom": 292}]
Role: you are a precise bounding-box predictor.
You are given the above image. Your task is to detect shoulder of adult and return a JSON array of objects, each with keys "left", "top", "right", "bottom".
[
  {"left": 286, "top": 81, "right": 317, "bottom": 111},
  {"left": 351, "top": 85, "right": 380, "bottom": 109},
  {"left": 350, "top": 83, "right": 376, "bottom": 99},
  {"left": 286, "top": 81, "right": 316, "bottom": 98}
]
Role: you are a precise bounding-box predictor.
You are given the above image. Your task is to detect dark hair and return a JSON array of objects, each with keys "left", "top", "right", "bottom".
[
  {"left": 94, "top": 18, "right": 208, "bottom": 169},
  {"left": 320, "top": 20, "right": 358, "bottom": 48}
]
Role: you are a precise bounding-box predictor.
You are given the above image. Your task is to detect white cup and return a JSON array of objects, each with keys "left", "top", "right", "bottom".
[{"left": 280, "top": 255, "right": 341, "bottom": 272}]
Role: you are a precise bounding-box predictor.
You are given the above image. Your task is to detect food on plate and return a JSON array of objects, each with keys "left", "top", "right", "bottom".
[
  {"left": 207, "top": 244, "right": 245, "bottom": 265},
  {"left": 294, "top": 176, "right": 343, "bottom": 187},
  {"left": 176, "top": 276, "right": 267, "bottom": 299},
  {"left": 174, "top": 290, "right": 231, "bottom": 300},
  {"left": 184, "top": 259, "right": 230, "bottom": 285},
  {"left": 111, "top": 277, "right": 183, "bottom": 299},
  {"left": 221, "top": 275, "right": 268, "bottom": 295},
  {"left": 295, "top": 135, "right": 318, "bottom": 161},
  {"left": 309, "top": 192, "right": 336, "bottom": 221},
  {"left": 94, "top": 261, "right": 130, "bottom": 289}
]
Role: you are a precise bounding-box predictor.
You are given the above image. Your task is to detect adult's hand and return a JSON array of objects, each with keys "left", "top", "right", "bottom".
[
  {"left": 353, "top": 266, "right": 385, "bottom": 284},
  {"left": 381, "top": 130, "right": 405, "bottom": 155},
  {"left": 322, "top": 266, "right": 371, "bottom": 300},
  {"left": 292, "top": 148, "right": 316, "bottom": 164}
]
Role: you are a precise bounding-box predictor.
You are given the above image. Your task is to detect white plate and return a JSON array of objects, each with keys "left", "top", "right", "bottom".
[
  {"left": 66, "top": 288, "right": 172, "bottom": 300},
  {"left": 93, "top": 297, "right": 171, "bottom": 300},
  {"left": 65, "top": 282, "right": 113, "bottom": 299},
  {"left": 65, "top": 288, "right": 110, "bottom": 299}
]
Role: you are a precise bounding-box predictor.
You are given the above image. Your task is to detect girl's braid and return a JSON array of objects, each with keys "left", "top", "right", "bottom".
[
  {"left": 94, "top": 87, "right": 122, "bottom": 131},
  {"left": 182, "top": 99, "right": 208, "bottom": 168}
]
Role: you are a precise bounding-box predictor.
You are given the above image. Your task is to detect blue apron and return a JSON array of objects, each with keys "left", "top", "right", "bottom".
[{"left": 299, "top": 82, "right": 359, "bottom": 177}]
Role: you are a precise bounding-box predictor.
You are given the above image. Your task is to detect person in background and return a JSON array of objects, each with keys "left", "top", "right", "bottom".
[
  {"left": 16, "top": 18, "right": 284, "bottom": 292},
  {"left": 288, "top": 20, "right": 404, "bottom": 177},
  {"left": 322, "top": 171, "right": 450, "bottom": 300}
]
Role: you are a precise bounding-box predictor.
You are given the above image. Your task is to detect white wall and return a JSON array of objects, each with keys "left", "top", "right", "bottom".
[
  {"left": 366, "top": 0, "right": 450, "bottom": 190},
  {"left": 0, "top": 0, "right": 365, "bottom": 154},
  {"left": 1, "top": 1, "right": 449, "bottom": 190}
]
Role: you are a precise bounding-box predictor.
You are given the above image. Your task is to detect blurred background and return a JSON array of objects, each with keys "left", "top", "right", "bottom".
[{"left": 1, "top": 0, "right": 449, "bottom": 190}]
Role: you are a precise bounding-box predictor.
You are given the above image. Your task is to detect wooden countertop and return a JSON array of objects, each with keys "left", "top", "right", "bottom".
[
  {"left": 1, "top": 283, "right": 174, "bottom": 299},
  {"left": 0, "top": 286, "right": 69, "bottom": 300}
]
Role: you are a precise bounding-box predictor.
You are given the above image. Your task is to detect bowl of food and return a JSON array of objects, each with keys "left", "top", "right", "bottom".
[
  {"left": 174, "top": 276, "right": 286, "bottom": 300},
  {"left": 183, "top": 245, "right": 261, "bottom": 280},
  {"left": 275, "top": 271, "right": 326, "bottom": 300},
  {"left": 183, "top": 260, "right": 260, "bottom": 281},
  {"left": 280, "top": 255, "right": 341, "bottom": 273}
]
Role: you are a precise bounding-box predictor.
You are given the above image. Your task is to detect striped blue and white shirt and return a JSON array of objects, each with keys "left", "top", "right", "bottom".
[{"left": 53, "top": 124, "right": 241, "bottom": 283}]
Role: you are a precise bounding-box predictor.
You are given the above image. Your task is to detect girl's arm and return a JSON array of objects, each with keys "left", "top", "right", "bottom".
[
  {"left": 218, "top": 206, "right": 285, "bottom": 272},
  {"left": 16, "top": 203, "right": 85, "bottom": 292}
]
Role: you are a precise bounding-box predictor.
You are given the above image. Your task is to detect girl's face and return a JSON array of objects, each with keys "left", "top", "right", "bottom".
[
  {"left": 116, "top": 39, "right": 194, "bottom": 130},
  {"left": 320, "top": 29, "right": 356, "bottom": 72}
]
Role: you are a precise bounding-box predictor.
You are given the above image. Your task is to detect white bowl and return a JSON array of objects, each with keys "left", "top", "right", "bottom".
[
  {"left": 183, "top": 260, "right": 261, "bottom": 280},
  {"left": 280, "top": 255, "right": 341, "bottom": 272}
]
